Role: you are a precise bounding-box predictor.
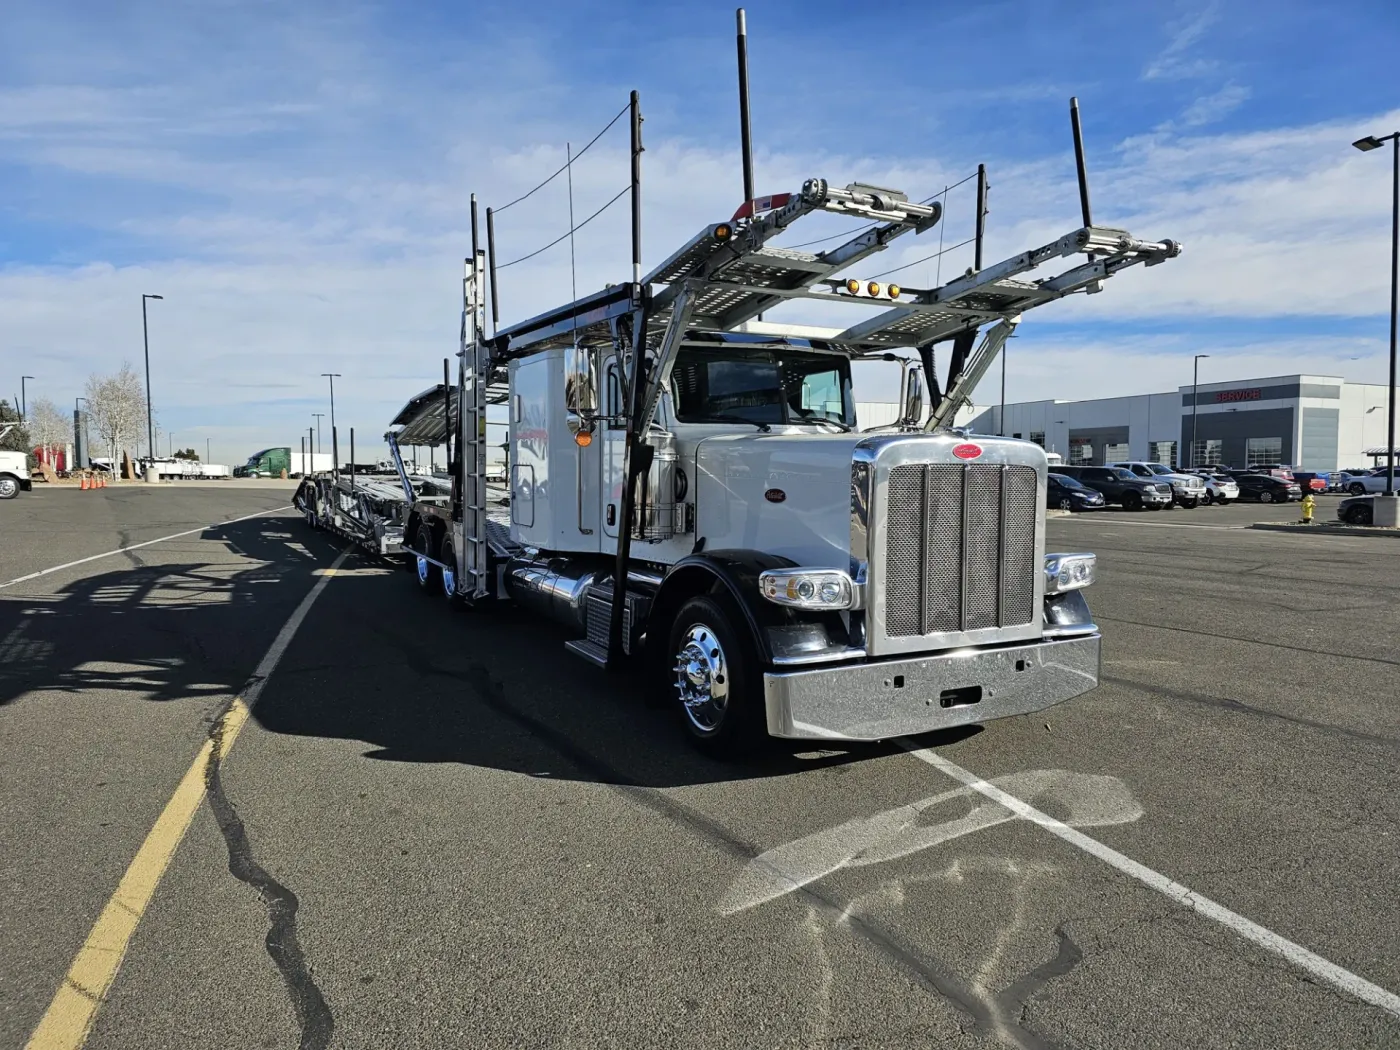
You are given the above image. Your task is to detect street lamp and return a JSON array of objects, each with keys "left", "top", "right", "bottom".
[
  {"left": 20, "top": 376, "right": 34, "bottom": 419},
  {"left": 74, "top": 396, "right": 89, "bottom": 469},
  {"left": 1353, "top": 131, "right": 1399, "bottom": 504},
  {"left": 321, "top": 373, "right": 341, "bottom": 470},
  {"left": 1191, "top": 354, "right": 1210, "bottom": 468},
  {"left": 312, "top": 412, "right": 325, "bottom": 454},
  {"left": 142, "top": 294, "right": 163, "bottom": 461}
]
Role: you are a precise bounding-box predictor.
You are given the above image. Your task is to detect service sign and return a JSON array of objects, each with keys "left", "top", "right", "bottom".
[{"left": 1215, "top": 388, "right": 1262, "bottom": 404}]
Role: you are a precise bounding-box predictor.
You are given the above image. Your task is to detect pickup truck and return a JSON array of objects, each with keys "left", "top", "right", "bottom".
[
  {"left": 1110, "top": 461, "right": 1206, "bottom": 508},
  {"left": 1056, "top": 465, "right": 1174, "bottom": 510}
]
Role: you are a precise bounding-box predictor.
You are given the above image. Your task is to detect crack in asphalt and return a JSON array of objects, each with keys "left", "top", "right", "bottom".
[
  {"left": 205, "top": 698, "right": 334, "bottom": 1050},
  {"left": 1102, "top": 674, "right": 1399, "bottom": 750},
  {"left": 1095, "top": 615, "right": 1400, "bottom": 669},
  {"left": 376, "top": 620, "right": 1081, "bottom": 1049}
]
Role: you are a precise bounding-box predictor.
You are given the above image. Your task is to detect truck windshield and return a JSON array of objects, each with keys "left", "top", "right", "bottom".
[{"left": 670, "top": 349, "right": 852, "bottom": 428}]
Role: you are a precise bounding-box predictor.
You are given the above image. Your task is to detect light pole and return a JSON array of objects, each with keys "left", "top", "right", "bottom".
[
  {"left": 75, "top": 396, "right": 89, "bottom": 469},
  {"left": 1354, "top": 131, "right": 1399, "bottom": 503},
  {"left": 206, "top": 437, "right": 211, "bottom": 463},
  {"left": 20, "top": 376, "right": 34, "bottom": 420},
  {"left": 1190, "top": 354, "right": 1210, "bottom": 468},
  {"left": 142, "top": 294, "right": 163, "bottom": 461},
  {"left": 321, "top": 373, "right": 341, "bottom": 471},
  {"left": 312, "top": 413, "right": 325, "bottom": 454}
]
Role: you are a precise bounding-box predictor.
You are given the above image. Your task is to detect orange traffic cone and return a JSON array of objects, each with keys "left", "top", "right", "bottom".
[
  {"left": 99, "top": 477, "right": 107, "bottom": 488},
  {"left": 80, "top": 476, "right": 89, "bottom": 490}
]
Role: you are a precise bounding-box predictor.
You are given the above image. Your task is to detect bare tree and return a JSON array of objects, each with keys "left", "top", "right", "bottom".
[
  {"left": 85, "top": 363, "right": 149, "bottom": 466},
  {"left": 27, "top": 398, "right": 69, "bottom": 459}
]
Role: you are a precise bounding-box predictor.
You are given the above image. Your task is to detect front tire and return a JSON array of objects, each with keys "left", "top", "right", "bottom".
[
  {"left": 1058, "top": 497, "right": 1073, "bottom": 511},
  {"left": 1181, "top": 497, "right": 1199, "bottom": 509},
  {"left": 410, "top": 524, "right": 441, "bottom": 594},
  {"left": 1259, "top": 491, "right": 1274, "bottom": 504},
  {"left": 0, "top": 475, "right": 19, "bottom": 500},
  {"left": 1350, "top": 483, "right": 1366, "bottom": 496},
  {"left": 1345, "top": 505, "right": 1373, "bottom": 525},
  {"left": 1122, "top": 491, "right": 1143, "bottom": 511},
  {"left": 666, "top": 594, "right": 764, "bottom": 758}
]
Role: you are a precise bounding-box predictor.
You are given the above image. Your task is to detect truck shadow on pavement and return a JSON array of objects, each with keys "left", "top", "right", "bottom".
[
  {"left": 250, "top": 547, "right": 982, "bottom": 789},
  {"left": 0, "top": 519, "right": 344, "bottom": 711}
]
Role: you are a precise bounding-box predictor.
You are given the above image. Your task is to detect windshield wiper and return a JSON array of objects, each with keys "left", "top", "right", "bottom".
[
  {"left": 705, "top": 414, "right": 772, "bottom": 432},
  {"left": 801, "top": 415, "right": 852, "bottom": 432}
]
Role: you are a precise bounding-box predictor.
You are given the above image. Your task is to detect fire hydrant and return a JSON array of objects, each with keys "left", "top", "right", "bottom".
[{"left": 1300, "top": 493, "right": 1315, "bottom": 524}]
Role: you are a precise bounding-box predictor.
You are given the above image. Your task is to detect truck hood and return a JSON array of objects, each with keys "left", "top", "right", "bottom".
[
  {"left": 690, "top": 430, "right": 1048, "bottom": 568},
  {"left": 692, "top": 432, "right": 868, "bottom": 568}
]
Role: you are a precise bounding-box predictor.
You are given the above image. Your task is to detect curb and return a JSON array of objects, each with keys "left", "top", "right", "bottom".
[
  {"left": 1249, "top": 522, "right": 1400, "bottom": 539},
  {"left": 1046, "top": 509, "right": 1073, "bottom": 518}
]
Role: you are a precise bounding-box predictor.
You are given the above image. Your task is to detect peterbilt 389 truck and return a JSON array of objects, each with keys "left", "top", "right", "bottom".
[{"left": 387, "top": 148, "right": 1180, "bottom": 755}]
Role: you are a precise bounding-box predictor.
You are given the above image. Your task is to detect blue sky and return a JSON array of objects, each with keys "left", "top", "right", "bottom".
[{"left": 2, "top": 0, "right": 1398, "bottom": 460}]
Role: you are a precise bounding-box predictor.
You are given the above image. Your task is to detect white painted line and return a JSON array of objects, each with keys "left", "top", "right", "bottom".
[
  {"left": 900, "top": 743, "right": 1400, "bottom": 1020},
  {"left": 0, "top": 506, "right": 295, "bottom": 590}
]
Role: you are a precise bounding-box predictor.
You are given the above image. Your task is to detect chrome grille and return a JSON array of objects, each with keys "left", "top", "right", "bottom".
[{"left": 884, "top": 463, "right": 1039, "bottom": 637}]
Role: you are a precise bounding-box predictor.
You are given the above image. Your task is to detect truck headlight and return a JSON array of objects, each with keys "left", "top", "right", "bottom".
[
  {"left": 759, "top": 569, "right": 859, "bottom": 610},
  {"left": 1044, "top": 553, "right": 1096, "bottom": 593}
]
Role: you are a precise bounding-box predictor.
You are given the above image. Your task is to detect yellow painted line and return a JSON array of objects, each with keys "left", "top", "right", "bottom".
[
  {"left": 24, "top": 700, "right": 251, "bottom": 1050},
  {"left": 24, "top": 547, "right": 350, "bottom": 1050}
]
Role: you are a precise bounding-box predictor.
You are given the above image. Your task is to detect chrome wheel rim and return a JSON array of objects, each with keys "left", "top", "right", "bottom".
[
  {"left": 415, "top": 546, "right": 430, "bottom": 583},
  {"left": 442, "top": 560, "right": 456, "bottom": 598},
  {"left": 674, "top": 623, "right": 729, "bottom": 733},
  {"left": 0, "top": 478, "right": 17, "bottom": 498}
]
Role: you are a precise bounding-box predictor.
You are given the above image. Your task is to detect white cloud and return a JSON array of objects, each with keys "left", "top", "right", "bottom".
[
  {"left": 1180, "top": 82, "right": 1250, "bottom": 127},
  {"left": 1143, "top": 3, "right": 1221, "bottom": 81}
]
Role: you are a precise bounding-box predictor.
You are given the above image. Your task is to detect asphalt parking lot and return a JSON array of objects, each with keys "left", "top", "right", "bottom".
[{"left": 2, "top": 487, "right": 1398, "bottom": 1050}]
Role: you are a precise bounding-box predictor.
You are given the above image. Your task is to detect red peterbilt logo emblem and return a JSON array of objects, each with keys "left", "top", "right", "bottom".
[{"left": 952, "top": 443, "right": 983, "bottom": 460}]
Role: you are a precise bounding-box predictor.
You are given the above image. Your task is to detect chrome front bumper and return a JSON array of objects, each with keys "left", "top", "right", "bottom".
[{"left": 763, "top": 634, "right": 1101, "bottom": 741}]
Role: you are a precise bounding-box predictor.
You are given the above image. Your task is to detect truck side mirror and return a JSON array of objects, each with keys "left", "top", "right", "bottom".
[
  {"left": 565, "top": 345, "right": 598, "bottom": 416},
  {"left": 899, "top": 364, "right": 924, "bottom": 427}
]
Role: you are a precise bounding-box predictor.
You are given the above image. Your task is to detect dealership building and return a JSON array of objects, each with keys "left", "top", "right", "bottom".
[{"left": 963, "top": 374, "right": 1396, "bottom": 471}]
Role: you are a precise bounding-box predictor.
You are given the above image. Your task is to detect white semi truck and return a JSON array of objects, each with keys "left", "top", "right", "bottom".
[{"left": 383, "top": 114, "right": 1179, "bottom": 755}]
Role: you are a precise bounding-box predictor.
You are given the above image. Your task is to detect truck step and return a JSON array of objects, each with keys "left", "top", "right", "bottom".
[{"left": 563, "top": 638, "right": 609, "bottom": 668}]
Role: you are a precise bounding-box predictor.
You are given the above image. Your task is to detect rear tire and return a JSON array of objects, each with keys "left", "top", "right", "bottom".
[
  {"left": 1122, "top": 491, "right": 1143, "bottom": 511},
  {"left": 410, "top": 525, "right": 441, "bottom": 594},
  {"left": 666, "top": 594, "right": 765, "bottom": 759},
  {"left": 439, "top": 535, "right": 461, "bottom": 605}
]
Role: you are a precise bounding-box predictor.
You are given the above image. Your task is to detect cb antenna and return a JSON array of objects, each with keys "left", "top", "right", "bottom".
[
  {"left": 736, "top": 8, "right": 755, "bottom": 209},
  {"left": 1069, "top": 96, "right": 1093, "bottom": 229}
]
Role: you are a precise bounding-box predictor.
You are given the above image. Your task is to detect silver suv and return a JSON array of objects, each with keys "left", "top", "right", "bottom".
[{"left": 1110, "top": 461, "right": 1206, "bottom": 508}]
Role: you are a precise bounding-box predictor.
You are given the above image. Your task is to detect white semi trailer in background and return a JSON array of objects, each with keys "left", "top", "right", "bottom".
[{"left": 368, "top": 92, "right": 1181, "bottom": 756}]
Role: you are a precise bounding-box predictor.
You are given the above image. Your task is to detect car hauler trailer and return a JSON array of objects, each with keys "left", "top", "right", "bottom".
[
  {"left": 294, "top": 400, "right": 460, "bottom": 556},
  {"left": 388, "top": 97, "right": 1180, "bottom": 755}
]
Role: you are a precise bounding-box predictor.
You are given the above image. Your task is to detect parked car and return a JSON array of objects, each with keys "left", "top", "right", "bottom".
[
  {"left": 1344, "top": 469, "right": 1399, "bottom": 496},
  {"left": 1199, "top": 473, "right": 1239, "bottom": 505},
  {"left": 1336, "top": 494, "right": 1376, "bottom": 525},
  {"left": 1290, "top": 471, "right": 1330, "bottom": 493},
  {"left": 1047, "top": 472, "right": 1106, "bottom": 512},
  {"left": 1056, "top": 465, "right": 1174, "bottom": 510},
  {"left": 1109, "top": 461, "right": 1207, "bottom": 508},
  {"left": 1233, "top": 473, "right": 1302, "bottom": 503}
]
